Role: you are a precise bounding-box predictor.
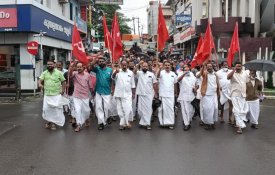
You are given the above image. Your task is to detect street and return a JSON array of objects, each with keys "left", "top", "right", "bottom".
[{"left": 0, "top": 99, "right": 275, "bottom": 175}]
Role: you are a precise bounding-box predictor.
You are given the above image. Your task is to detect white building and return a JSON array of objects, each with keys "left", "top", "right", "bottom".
[
  {"left": 173, "top": 0, "right": 272, "bottom": 61},
  {"left": 147, "top": 1, "right": 173, "bottom": 42},
  {"left": 0, "top": 0, "right": 89, "bottom": 96}
]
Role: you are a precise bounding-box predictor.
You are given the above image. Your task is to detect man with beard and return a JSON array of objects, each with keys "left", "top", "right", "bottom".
[
  {"left": 38, "top": 60, "right": 66, "bottom": 130},
  {"left": 112, "top": 60, "right": 136, "bottom": 130},
  {"left": 246, "top": 70, "right": 263, "bottom": 129},
  {"left": 90, "top": 57, "right": 113, "bottom": 130},
  {"left": 227, "top": 61, "right": 249, "bottom": 134},
  {"left": 56, "top": 61, "right": 68, "bottom": 73},
  {"left": 177, "top": 64, "right": 197, "bottom": 131},
  {"left": 200, "top": 62, "right": 220, "bottom": 130},
  {"left": 136, "top": 62, "right": 158, "bottom": 130},
  {"left": 216, "top": 61, "right": 233, "bottom": 124},
  {"left": 157, "top": 61, "right": 178, "bottom": 129},
  {"left": 69, "top": 62, "right": 93, "bottom": 132}
]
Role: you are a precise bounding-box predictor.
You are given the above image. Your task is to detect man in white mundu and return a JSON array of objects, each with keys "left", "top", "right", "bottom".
[
  {"left": 38, "top": 60, "right": 67, "bottom": 131},
  {"left": 200, "top": 62, "right": 220, "bottom": 130},
  {"left": 177, "top": 64, "right": 196, "bottom": 131},
  {"left": 113, "top": 60, "right": 136, "bottom": 130},
  {"left": 216, "top": 61, "right": 233, "bottom": 124},
  {"left": 157, "top": 61, "right": 178, "bottom": 130},
  {"left": 227, "top": 61, "right": 249, "bottom": 134},
  {"left": 136, "top": 62, "right": 158, "bottom": 130},
  {"left": 70, "top": 62, "right": 93, "bottom": 132}
]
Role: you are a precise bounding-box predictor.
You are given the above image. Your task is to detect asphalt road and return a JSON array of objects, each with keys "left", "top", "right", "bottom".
[{"left": 0, "top": 99, "right": 275, "bottom": 175}]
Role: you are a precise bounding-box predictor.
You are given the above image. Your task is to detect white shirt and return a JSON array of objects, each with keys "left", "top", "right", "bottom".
[
  {"left": 230, "top": 70, "right": 249, "bottom": 97},
  {"left": 216, "top": 68, "right": 230, "bottom": 90},
  {"left": 159, "top": 70, "right": 178, "bottom": 97},
  {"left": 136, "top": 71, "right": 157, "bottom": 96},
  {"left": 178, "top": 71, "right": 196, "bottom": 101},
  {"left": 114, "top": 70, "right": 136, "bottom": 98},
  {"left": 205, "top": 72, "right": 218, "bottom": 96}
]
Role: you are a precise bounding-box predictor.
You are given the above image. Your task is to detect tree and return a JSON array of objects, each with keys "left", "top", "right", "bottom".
[{"left": 92, "top": 4, "right": 131, "bottom": 42}]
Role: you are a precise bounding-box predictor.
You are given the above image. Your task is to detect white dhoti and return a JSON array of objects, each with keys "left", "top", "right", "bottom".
[
  {"left": 220, "top": 89, "right": 231, "bottom": 105},
  {"left": 95, "top": 93, "right": 111, "bottom": 125},
  {"left": 158, "top": 97, "right": 175, "bottom": 126},
  {"left": 201, "top": 95, "right": 218, "bottom": 124},
  {"left": 138, "top": 95, "right": 153, "bottom": 126},
  {"left": 73, "top": 97, "right": 90, "bottom": 126},
  {"left": 130, "top": 94, "right": 137, "bottom": 121},
  {"left": 43, "top": 95, "right": 68, "bottom": 126},
  {"left": 232, "top": 96, "right": 249, "bottom": 128},
  {"left": 108, "top": 96, "right": 118, "bottom": 117},
  {"left": 116, "top": 97, "right": 133, "bottom": 127},
  {"left": 179, "top": 100, "right": 194, "bottom": 126},
  {"left": 247, "top": 99, "right": 260, "bottom": 125}
]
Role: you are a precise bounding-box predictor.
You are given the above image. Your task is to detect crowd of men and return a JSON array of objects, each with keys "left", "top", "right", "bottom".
[{"left": 38, "top": 53, "right": 263, "bottom": 134}]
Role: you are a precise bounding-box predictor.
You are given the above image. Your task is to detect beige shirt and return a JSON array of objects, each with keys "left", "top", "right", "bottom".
[{"left": 230, "top": 71, "right": 249, "bottom": 98}]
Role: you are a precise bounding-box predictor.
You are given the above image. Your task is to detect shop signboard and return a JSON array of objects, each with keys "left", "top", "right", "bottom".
[
  {"left": 175, "top": 14, "right": 192, "bottom": 24},
  {"left": 0, "top": 8, "right": 17, "bottom": 30},
  {"left": 95, "top": 0, "right": 123, "bottom": 5}
]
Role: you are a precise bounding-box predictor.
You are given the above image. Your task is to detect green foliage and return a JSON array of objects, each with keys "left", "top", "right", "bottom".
[{"left": 92, "top": 4, "right": 131, "bottom": 41}]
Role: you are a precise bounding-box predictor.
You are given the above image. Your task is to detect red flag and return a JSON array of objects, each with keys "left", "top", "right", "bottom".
[
  {"left": 103, "top": 15, "right": 113, "bottom": 50},
  {"left": 191, "top": 34, "right": 204, "bottom": 68},
  {"left": 72, "top": 24, "right": 88, "bottom": 65},
  {"left": 111, "top": 13, "right": 123, "bottom": 62},
  {"left": 197, "top": 21, "right": 215, "bottom": 65},
  {"left": 157, "top": 3, "right": 169, "bottom": 52},
  {"left": 227, "top": 22, "right": 240, "bottom": 67}
]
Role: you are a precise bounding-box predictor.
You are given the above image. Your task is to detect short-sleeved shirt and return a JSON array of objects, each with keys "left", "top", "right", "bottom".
[
  {"left": 136, "top": 71, "right": 157, "bottom": 96},
  {"left": 159, "top": 70, "right": 178, "bottom": 98},
  {"left": 72, "top": 71, "right": 92, "bottom": 99},
  {"left": 178, "top": 71, "right": 196, "bottom": 101},
  {"left": 39, "top": 69, "right": 65, "bottom": 96},
  {"left": 93, "top": 66, "right": 112, "bottom": 95},
  {"left": 230, "top": 70, "right": 249, "bottom": 97},
  {"left": 114, "top": 70, "right": 136, "bottom": 98}
]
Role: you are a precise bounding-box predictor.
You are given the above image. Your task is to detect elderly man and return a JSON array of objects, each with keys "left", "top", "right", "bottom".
[
  {"left": 38, "top": 60, "right": 66, "bottom": 130},
  {"left": 216, "top": 61, "right": 233, "bottom": 124},
  {"left": 90, "top": 57, "right": 113, "bottom": 130},
  {"left": 227, "top": 61, "right": 249, "bottom": 134},
  {"left": 246, "top": 70, "right": 263, "bottom": 129},
  {"left": 157, "top": 61, "right": 178, "bottom": 129},
  {"left": 200, "top": 62, "right": 220, "bottom": 130},
  {"left": 136, "top": 62, "right": 158, "bottom": 130},
  {"left": 69, "top": 62, "right": 93, "bottom": 132},
  {"left": 112, "top": 60, "right": 136, "bottom": 130},
  {"left": 177, "top": 64, "right": 197, "bottom": 131}
]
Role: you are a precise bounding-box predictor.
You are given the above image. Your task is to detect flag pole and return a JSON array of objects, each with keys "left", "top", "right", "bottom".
[{"left": 103, "top": 13, "right": 113, "bottom": 63}]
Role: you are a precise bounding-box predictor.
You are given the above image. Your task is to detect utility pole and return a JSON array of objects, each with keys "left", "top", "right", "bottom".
[
  {"left": 132, "top": 17, "right": 136, "bottom": 34},
  {"left": 137, "top": 17, "right": 140, "bottom": 38}
]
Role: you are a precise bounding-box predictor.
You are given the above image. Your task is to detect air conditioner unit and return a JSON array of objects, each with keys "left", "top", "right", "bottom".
[{"left": 59, "top": 0, "right": 69, "bottom": 3}]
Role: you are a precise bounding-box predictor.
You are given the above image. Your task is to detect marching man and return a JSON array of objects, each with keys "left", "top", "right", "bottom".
[
  {"left": 112, "top": 60, "right": 136, "bottom": 130},
  {"left": 157, "top": 61, "right": 178, "bottom": 130},
  {"left": 177, "top": 64, "right": 197, "bottom": 131},
  {"left": 69, "top": 62, "right": 93, "bottom": 132},
  {"left": 136, "top": 62, "right": 158, "bottom": 130},
  {"left": 246, "top": 70, "right": 263, "bottom": 129},
  {"left": 38, "top": 60, "right": 67, "bottom": 131}
]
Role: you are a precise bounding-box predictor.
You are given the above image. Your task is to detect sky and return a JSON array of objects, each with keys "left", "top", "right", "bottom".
[{"left": 119, "top": 0, "right": 168, "bottom": 34}]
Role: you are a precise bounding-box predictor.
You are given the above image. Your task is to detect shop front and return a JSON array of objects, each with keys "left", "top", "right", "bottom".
[{"left": 0, "top": 4, "right": 74, "bottom": 97}]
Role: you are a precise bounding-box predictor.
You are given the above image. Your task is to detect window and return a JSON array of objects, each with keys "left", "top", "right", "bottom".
[
  {"left": 46, "top": 0, "right": 51, "bottom": 8},
  {"left": 202, "top": 2, "right": 207, "bottom": 18},
  {"left": 70, "top": 3, "right": 73, "bottom": 20}
]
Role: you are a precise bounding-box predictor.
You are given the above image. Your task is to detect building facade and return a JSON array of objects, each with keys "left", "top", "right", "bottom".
[
  {"left": 147, "top": 1, "right": 173, "bottom": 42},
  {"left": 173, "top": 0, "right": 272, "bottom": 62},
  {"left": 0, "top": 0, "right": 90, "bottom": 96}
]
